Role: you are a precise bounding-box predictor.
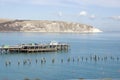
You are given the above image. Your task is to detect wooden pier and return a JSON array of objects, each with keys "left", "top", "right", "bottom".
[{"left": 0, "top": 41, "right": 69, "bottom": 53}]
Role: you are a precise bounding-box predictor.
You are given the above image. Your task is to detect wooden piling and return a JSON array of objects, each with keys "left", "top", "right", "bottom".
[
  {"left": 61, "top": 59, "right": 63, "bottom": 63},
  {"left": 18, "top": 61, "right": 20, "bottom": 65},
  {"left": 52, "top": 58, "right": 55, "bottom": 63},
  {"left": 67, "top": 57, "right": 70, "bottom": 62}
]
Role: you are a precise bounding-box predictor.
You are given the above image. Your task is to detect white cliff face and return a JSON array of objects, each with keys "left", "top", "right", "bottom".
[
  {"left": 91, "top": 28, "right": 102, "bottom": 32},
  {"left": 0, "top": 20, "right": 102, "bottom": 33}
]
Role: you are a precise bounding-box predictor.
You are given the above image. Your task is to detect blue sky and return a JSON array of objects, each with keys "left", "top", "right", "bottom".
[{"left": 0, "top": 0, "right": 120, "bottom": 31}]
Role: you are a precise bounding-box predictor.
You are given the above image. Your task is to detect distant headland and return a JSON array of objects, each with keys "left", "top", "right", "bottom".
[{"left": 0, "top": 18, "right": 102, "bottom": 33}]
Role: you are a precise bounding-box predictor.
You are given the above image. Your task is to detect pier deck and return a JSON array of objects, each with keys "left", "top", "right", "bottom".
[{"left": 0, "top": 41, "right": 69, "bottom": 53}]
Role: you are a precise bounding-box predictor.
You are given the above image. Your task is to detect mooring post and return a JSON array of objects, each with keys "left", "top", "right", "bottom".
[
  {"left": 61, "top": 59, "right": 63, "bottom": 63},
  {"left": 77, "top": 57, "right": 80, "bottom": 62},
  {"left": 67, "top": 57, "right": 70, "bottom": 62},
  {"left": 18, "top": 61, "right": 20, "bottom": 65},
  {"left": 36, "top": 59, "right": 38, "bottom": 63},
  {"left": 52, "top": 58, "right": 55, "bottom": 63}
]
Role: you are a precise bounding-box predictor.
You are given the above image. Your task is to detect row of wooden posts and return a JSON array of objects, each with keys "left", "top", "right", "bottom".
[{"left": 5, "top": 55, "right": 120, "bottom": 66}]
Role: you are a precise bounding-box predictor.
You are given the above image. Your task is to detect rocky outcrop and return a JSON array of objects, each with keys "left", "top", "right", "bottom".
[{"left": 0, "top": 19, "right": 102, "bottom": 33}]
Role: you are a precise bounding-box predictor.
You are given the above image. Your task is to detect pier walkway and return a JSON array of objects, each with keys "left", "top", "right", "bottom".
[{"left": 0, "top": 41, "right": 69, "bottom": 53}]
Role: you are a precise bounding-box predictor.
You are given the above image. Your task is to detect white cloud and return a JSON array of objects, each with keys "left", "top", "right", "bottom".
[
  {"left": 109, "top": 16, "right": 120, "bottom": 21},
  {"left": 79, "top": 11, "right": 96, "bottom": 20},
  {"left": 58, "top": 11, "right": 63, "bottom": 17},
  {"left": 79, "top": 11, "right": 87, "bottom": 16},
  {"left": 89, "top": 14, "right": 96, "bottom": 19}
]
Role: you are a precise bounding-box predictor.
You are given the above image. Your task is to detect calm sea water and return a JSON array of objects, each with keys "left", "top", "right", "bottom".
[{"left": 0, "top": 32, "right": 120, "bottom": 80}]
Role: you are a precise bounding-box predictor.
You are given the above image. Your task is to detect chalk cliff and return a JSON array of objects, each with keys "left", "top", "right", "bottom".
[{"left": 0, "top": 19, "right": 102, "bottom": 33}]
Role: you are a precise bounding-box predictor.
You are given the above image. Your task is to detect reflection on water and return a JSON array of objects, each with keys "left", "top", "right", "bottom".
[{"left": 0, "top": 32, "right": 120, "bottom": 80}]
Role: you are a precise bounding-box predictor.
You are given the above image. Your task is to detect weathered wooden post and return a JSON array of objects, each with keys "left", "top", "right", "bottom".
[
  {"left": 52, "top": 58, "right": 55, "bottom": 63},
  {"left": 61, "top": 59, "right": 63, "bottom": 63}
]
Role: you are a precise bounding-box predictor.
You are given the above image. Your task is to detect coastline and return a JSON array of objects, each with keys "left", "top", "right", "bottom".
[
  {"left": 0, "top": 29, "right": 102, "bottom": 33},
  {"left": 0, "top": 19, "right": 102, "bottom": 33}
]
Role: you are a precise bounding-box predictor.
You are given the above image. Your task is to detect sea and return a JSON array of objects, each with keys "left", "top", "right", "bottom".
[{"left": 0, "top": 32, "right": 120, "bottom": 80}]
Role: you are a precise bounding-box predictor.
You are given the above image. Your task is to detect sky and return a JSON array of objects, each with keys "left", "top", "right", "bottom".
[{"left": 0, "top": 0, "right": 120, "bottom": 31}]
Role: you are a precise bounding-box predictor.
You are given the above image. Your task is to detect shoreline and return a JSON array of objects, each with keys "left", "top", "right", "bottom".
[{"left": 0, "top": 30, "right": 102, "bottom": 33}]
